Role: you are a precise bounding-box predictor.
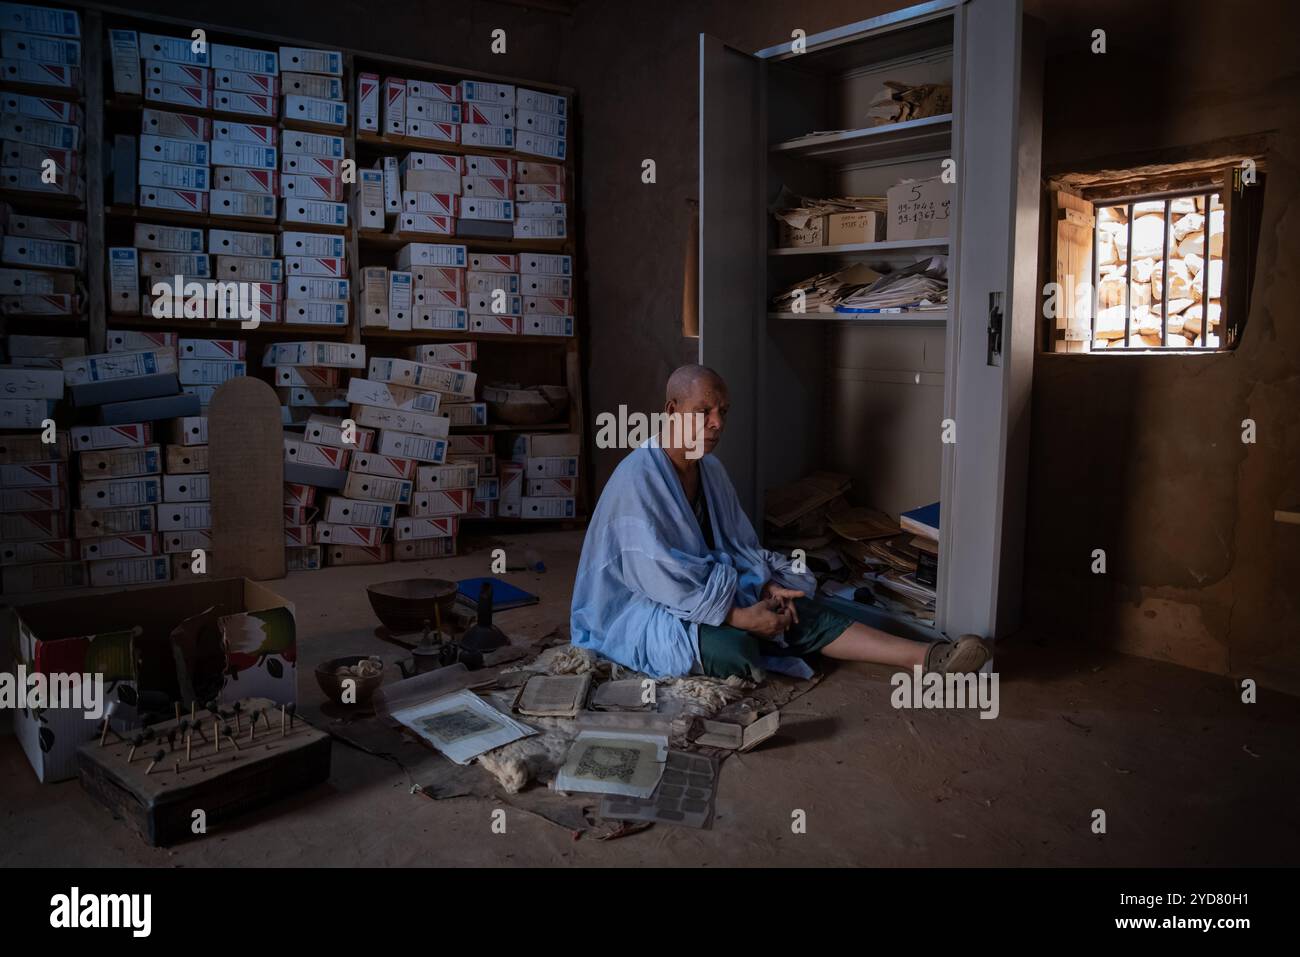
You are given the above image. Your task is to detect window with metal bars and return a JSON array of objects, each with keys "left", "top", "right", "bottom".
[
  {"left": 1091, "top": 189, "right": 1224, "bottom": 350},
  {"left": 1047, "top": 162, "right": 1265, "bottom": 354}
]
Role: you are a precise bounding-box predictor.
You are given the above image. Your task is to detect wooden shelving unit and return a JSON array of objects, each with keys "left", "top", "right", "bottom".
[
  {"left": 0, "top": 6, "right": 93, "bottom": 345},
  {"left": 49, "top": 2, "right": 585, "bottom": 534},
  {"left": 350, "top": 46, "right": 586, "bottom": 519}
]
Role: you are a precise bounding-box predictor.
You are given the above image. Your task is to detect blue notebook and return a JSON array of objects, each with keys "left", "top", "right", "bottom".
[
  {"left": 900, "top": 502, "right": 940, "bottom": 539},
  {"left": 457, "top": 577, "right": 539, "bottom": 611}
]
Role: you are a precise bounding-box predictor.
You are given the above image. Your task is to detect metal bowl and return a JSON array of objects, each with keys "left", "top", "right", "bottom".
[{"left": 365, "top": 578, "right": 458, "bottom": 634}]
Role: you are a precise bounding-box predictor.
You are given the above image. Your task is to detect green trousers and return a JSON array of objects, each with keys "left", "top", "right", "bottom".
[{"left": 697, "top": 597, "right": 853, "bottom": 681}]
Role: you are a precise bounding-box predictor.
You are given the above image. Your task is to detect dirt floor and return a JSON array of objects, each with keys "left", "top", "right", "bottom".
[{"left": 3, "top": 528, "right": 1297, "bottom": 867}]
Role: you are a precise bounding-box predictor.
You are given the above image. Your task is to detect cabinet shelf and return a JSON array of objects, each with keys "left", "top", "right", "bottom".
[
  {"left": 769, "top": 113, "right": 952, "bottom": 166},
  {"left": 769, "top": 237, "right": 948, "bottom": 257},
  {"left": 768, "top": 310, "right": 947, "bottom": 325}
]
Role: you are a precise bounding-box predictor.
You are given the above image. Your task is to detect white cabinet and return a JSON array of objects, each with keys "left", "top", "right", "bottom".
[{"left": 698, "top": 0, "right": 1042, "bottom": 640}]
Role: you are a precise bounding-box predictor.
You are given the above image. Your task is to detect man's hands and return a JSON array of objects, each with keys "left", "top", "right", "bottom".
[
  {"left": 725, "top": 583, "right": 807, "bottom": 638},
  {"left": 726, "top": 599, "right": 794, "bottom": 638},
  {"left": 761, "top": 582, "right": 805, "bottom": 621}
]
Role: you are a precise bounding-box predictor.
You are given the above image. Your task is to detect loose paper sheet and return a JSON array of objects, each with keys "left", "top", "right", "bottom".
[
  {"left": 391, "top": 688, "right": 535, "bottom": 765},
  {"left": 554, "top": 730, "right": 668, "bottom": 799}
]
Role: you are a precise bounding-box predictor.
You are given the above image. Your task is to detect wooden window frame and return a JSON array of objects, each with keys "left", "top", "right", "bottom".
[{"left": 1047, "top": 162, "right": 1266, "bottom": 354}]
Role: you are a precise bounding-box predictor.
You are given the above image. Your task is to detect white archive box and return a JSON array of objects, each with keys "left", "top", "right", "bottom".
[
  {"left": 345, "top": 378, "right": 441, "bottom": 413},
  {"left": 281, "top": 72, "right": 342, "bottom": 99},
  {"left": 156, "top": 503, "right": 212, "bottom": 530},
  {"left": 212, "top": 167, "right": 278, "bottom": 194},
  {"left": 208, "top": 229, "right": 274, "bottom": 258},
  {"left": 348, "top": 451, "right": 418, "bottom": 480},
  {"left": 413, "top": 306, "right": 470, "bottom": 332},
  {"left": 375, "top": 430, "right": 447, "bottom": 463},
  {"left": 280, "top": 231, "right": 346, "bottom": 258},
  {"left": 367, "top": 357, "right": 475, "bottom": 397},
  {"left": 107, "top": 247, "right": 139, "bottom": 313},
  {"left": 212, "top": 69, "right": 277, "bottom": 96},
  {"left": 282, "top": 199, "right": 347, "bottom": 227},
  {"left": 521, "top": 496, "right": 576, "bottom": 519},
  {"left": 357, "top": 72, "right": 378, "bottom": 131},
  {"left": 341, "top": 473, "right": 412, "bottom": 505},
  {"left": 355, "top": 168, "right": 385, "bottom": 231},
  {"left": 278, "top": 47, "right": 342, "bottom": 77},
  {"left": 351, "top": 405, "right": 449, "bottom": 438}
]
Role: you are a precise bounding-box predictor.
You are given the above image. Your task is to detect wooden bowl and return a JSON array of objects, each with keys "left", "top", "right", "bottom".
[
  {"left": 314, "top": 655, "right": 384, "bottom": 707},
  {"left": 366, "top": 578, "right": 458, "bottom": 634}
]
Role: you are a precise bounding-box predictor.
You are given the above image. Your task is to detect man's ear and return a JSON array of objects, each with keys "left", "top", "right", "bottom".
[{"left": 664, "top": 399, "right": 677, "bottom": 416}]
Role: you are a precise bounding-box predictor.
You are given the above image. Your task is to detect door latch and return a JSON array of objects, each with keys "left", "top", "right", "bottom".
[{"left": 987, "top": 292, "right": 1004, "bottom": 366}]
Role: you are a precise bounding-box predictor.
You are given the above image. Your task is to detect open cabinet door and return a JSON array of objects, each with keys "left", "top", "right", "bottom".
[
  {"left": 698, "top": 35, "right": 765, "bottom": 519},
  {"left": 938, "top": 0, "right": 1043, "bottom": 640}
]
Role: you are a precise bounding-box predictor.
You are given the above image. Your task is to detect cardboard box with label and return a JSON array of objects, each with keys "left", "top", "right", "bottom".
[
  {"left": 826, "top": 210, "right": 884, "bottom": 245},
  {"left": 777, "top": 214, "right": 824, "bottom": 248},
  {"left": 886, "top": 175, "right": 953, "bottom": 241}
]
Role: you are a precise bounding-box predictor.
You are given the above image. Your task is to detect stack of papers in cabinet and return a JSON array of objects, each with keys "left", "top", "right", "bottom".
[
  {"left": 834, "top": 256, "right": 948, "bottom": 313},
  {"left": 771, "top": 263, "right": 880, "bottom": 313}
]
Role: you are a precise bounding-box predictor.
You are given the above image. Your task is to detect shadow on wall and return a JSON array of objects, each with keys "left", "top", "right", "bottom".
[{"left": 1023, "top": 0, "right": 1300, "bottom": 693}]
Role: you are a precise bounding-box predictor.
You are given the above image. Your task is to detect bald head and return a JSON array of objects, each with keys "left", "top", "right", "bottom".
[
  {"left": 662, "top": 364, "right": 729, "bottom": 460},
  {"left": 665, "top": 364, "right": 726, "bottom": 404}
]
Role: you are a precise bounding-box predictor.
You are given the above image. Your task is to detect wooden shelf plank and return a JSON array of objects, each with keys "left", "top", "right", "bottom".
[
  {"left": 454, "top": 422, "right": 569, "bottom": 432},
  {"left": 0, "top": 189, "right": 86, "bottom": 216},
  {"left": 358, "top": 231, "right": 570, "bottom": 253},
  {"left": 355, "top": 129, "right": 571, "bottom": 169},
  {"left": 106, "top": 205, "right": 353, "bottom": 237},
  {"left": 360, "top": 327, "right": 571, "bottom": 346},
  {"left": 106, "top": 314, "right": 351, "bottom": 337}
]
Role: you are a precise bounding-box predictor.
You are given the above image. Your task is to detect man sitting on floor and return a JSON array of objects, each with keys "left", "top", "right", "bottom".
[{"left": 570, "top": 364, "right": 991, "bottom": 681}]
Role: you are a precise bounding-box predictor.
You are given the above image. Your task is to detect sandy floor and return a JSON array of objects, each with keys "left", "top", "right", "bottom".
[{"left": 3, "top": 528, "right": 1297, "bottom": 867}]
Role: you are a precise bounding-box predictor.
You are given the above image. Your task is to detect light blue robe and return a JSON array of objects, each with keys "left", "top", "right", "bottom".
[{"left": 570, "top": 437, "right": 817, "bottom": 678}]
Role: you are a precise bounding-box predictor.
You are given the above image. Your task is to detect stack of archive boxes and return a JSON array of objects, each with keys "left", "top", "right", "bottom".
[
  {"left": 110, "top": 222, "right": 281, "bottom": 327},
  {"left": 66, "top": 334, "right": 187, "bottom": 592},
  {"left": 0, "top": 4, "right": 88, "bottom": 593},
  {"left": 406, "top": 341, "right": 493, "bottom": 522},
  {"left": 280, "top": 45, "right": 349, "bottom": 331},
  {"left": 358, "top": 241, "right": 469, "bottom": 333},
  {"left": 501, "top": 431, "right": 578, "bottom": 521},
  {"left": 66, "top": 332, "right": 244, "bottom": 588},
  {"left": 107, "top": 30, "right": 279, "bottom": 220},
  {"left": 0, "top": 210, "right": 83, "bottom": 320},
  {"left": 466, "top": 250, "right": 573, "bottom": 339},
  {"left": 339, "top": 351, "right": 473, "bottom": 563},
  {"left": 263, "top": 340, "right": 366, "bottom": 572},
  {"left": 0, "top": 355, "right": 76, "bottom": 592},
  {"left": 513, "top": 86, "right": 568, "bottom": 242},
  {"left": 0, "top": 3, "right": 85, "bottom": 213},
  {"left": 278, "top": 44, "right": 349, "bottom": 240}
]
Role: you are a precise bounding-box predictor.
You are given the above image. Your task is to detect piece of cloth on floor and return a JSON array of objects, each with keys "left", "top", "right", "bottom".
[
  {"left": 570, "top": 435, "right": 815, "bottom": 678},
  {"left": 698, "top": 597, "right": 851, "bottom": 681}
]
